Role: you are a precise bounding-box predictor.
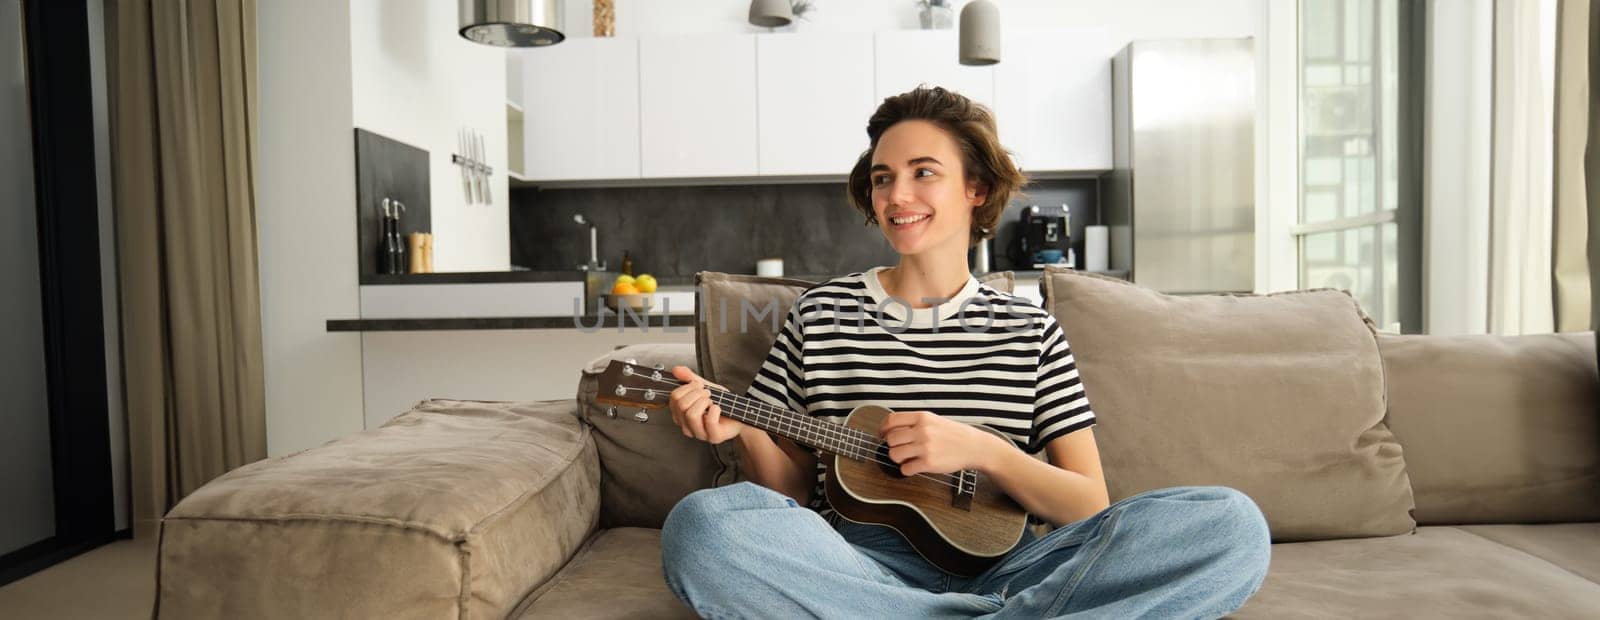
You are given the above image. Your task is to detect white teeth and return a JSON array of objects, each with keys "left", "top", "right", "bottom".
[{"left": 890, "top": 214, "right": 928, "bottom": 225}]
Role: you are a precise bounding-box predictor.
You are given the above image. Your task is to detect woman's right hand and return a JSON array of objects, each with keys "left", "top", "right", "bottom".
[{"left": 668, "top": 366, "right": 746, "bottom": 444}]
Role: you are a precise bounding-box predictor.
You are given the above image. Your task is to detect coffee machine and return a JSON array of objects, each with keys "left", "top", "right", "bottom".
[{"left": 1016, "top": 204, "right": 1071, "bottom": 268}]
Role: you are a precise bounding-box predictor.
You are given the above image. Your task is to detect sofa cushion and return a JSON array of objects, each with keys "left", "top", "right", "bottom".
[
  {"left": 1455, "top": 523, "right": 1600, "bottom": 584},
  {"left": 157, "top": 399, "right": 598, "bottom": 619},
  {"left": 1378, "top": 332, "right": 1600, "bottom": 525},
  {"left": 1040, "top": 268, "right": 1415, "bottom": 542},
  {"left": 1234, "top": 526, "right": 1600, "bottom": 618},
  {"left": 513, "top": 528, "right": 695, "bottom": 619},
  {"left": 578, "top": 343, "right": 739, "bottom": 529},
  {"left": 694, "top": 270, "right": 1015, "bottom": 393}
]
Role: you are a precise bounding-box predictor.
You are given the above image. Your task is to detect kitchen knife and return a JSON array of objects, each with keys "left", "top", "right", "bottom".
[
  {"left": 458, "top": 128, "right": 472, "bottom": 204},
  {"left": 473, "top": 130, "right": 486, "bottom": 203}
]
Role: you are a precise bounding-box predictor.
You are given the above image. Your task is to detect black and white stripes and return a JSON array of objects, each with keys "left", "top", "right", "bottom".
[{"left": 744, "top": 267, "right": 1096, "bottom": 517}]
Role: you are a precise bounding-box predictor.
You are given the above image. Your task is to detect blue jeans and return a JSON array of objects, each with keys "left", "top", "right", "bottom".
[{"left": 661, "top": 481, "right": 1270, "bottom": 619}]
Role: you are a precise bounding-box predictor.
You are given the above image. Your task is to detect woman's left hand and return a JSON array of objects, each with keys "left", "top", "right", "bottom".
[{"left": 878, "top": 411, "right": 1006, "bottom": 476}]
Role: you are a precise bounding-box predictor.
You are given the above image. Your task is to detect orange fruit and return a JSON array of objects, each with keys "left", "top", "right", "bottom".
[{"left": 611, "top": 282, "right": 640, "bottom": 295}]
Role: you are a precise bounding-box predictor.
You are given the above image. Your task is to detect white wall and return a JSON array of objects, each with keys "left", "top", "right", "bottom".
[
  {"left": 350, "top": 0, "right": 510, "bottom": 272},
  {"left": 556, "top": 0, "right": 1298, "bottom": 293},
  {"left": 258, "top": 0, "right": 366, "bottom": 456},
  {"left": 1424, "top": 0, "right": 1493, "bottom": 335}
]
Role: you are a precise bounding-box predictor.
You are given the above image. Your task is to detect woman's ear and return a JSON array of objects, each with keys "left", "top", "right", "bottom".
[{"left": 967, "top": 178, "right": 990, "bottom": 207}]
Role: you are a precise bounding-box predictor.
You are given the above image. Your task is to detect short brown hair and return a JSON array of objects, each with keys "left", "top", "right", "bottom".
[{"left": 846, "top": 86, "right": 1026, "bottom": 246}]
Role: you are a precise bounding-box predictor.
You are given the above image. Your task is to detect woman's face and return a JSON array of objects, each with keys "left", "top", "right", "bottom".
[{"left": 868, "top": 120, "right": 986, "bottom": 259}]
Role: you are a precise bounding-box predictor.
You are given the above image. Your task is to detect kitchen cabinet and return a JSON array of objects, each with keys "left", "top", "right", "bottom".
[
  {"left": 508, "top": 29, "right": 1114, "bottom": 184},
  {"left": 639, "top": 35, "right": 759, "bottom": 178},
  {"left": 756, "top": 33, "right": 875, "bottom": 176},
  {"left": 994, "top": 29, "right": 1114, "bottom": 172},
  {"left": 874, "top": 31, "right": 995, "bottom": 113},
  {"left": 520, "top": 37, "right": 641, "bottom": 181}
]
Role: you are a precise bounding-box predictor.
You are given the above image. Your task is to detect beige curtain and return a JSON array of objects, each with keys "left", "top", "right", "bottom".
[
  {"left": 108, "top": 0, "right": 265, "bottom": 539},
  {"left": 1553, "top": 0, "right": 1595, "bottom": 331}
]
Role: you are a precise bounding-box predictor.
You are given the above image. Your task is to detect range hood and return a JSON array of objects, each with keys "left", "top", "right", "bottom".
[{"left": 459, "top": 0, "right": 565, "bottom": 48}]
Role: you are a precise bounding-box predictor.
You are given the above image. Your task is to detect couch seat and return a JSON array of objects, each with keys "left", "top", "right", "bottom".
[
  {"left": 1234, "top": 525, "right": 1600, "bottom": 618},
  {"left": 513, "top": 528, "right": 694, "bottom": 619},
  {"left": 519, "top": 525, "right": 1600, "bottom": 618}
]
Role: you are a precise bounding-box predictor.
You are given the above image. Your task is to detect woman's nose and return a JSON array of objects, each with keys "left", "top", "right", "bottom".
[{"left": 886, "top": 176, "right": 915, "bottom": 206}]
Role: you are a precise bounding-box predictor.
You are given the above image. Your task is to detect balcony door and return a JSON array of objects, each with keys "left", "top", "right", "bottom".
[{"left": 0, "top": 0, "right": 116, "bottom": 585}]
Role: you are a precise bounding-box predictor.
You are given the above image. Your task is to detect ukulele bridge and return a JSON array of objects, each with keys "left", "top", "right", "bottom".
[{"left": 952, "top": 470, "right": 977, "bottom": 511}]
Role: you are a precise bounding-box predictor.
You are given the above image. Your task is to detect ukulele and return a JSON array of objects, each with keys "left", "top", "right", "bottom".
[{"left": 594, "top": 360, "right": 1029, "bottom": 576}]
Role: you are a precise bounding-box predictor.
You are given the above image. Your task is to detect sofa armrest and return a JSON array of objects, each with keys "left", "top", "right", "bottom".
[{"left": 157, "top": 398, "right": 600, "bottom": 619}]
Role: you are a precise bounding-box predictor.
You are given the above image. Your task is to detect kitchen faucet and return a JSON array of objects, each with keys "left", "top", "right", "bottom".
[{"left": 573, "top": 213, "right": 606, "bottom": 271}]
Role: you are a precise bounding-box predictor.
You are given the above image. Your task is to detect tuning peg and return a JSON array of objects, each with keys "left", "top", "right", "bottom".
[{"left": 633, "top": 411, "right": 649, "bottom": 423}]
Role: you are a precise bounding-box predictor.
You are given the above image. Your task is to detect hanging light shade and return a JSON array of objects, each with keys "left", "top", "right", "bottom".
[
  {"left": 959, "top": 0, "right": 1001, "bottom": 66},
  {"left": 459, "top": 0, "right": 565, "bottom": 47},
  {"left": 748, "top": 0, "right": 794, "bottom": 28}
]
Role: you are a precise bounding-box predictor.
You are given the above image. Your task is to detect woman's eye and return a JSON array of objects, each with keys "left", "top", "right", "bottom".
[
  {"left": 872, "top": 175, "right": 890, "bottom": 187},
  {"left": 915, "top": 168, "right": 934, "bottom": 178}
]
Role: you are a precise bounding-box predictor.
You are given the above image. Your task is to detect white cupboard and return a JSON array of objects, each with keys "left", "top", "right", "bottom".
[
  {"left": 873, "top": 31, "right": 995, "bottom": 111},
  {"left": 756, "top": 33, "right": 875, "bottom": 176},
  {"left": 639, "top": 35, "right": 759, "bottom": 178},
  {"left": 519, "top": 38, "right": 641, "bottom": 181},
  {"left": 510, "top": 30, "right": 1116, "bottom": 184},
  {"left": 994, "top": 29, "right": 1114, "bottom": 172}
]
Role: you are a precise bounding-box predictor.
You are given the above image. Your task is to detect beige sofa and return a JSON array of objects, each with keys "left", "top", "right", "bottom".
[{"left": 155, "top": 269, "right": 1600, "bottom": 618}]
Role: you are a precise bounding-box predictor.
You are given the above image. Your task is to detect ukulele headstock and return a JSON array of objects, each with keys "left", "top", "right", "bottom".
[{"left": 594, "top": 360, "right": 676, "bottom": 410}]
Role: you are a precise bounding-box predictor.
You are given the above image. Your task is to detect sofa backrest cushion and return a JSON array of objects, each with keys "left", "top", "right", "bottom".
[
  {"left": 694, "top": 270, "right": 1015, "bottom": 392},
  {"left": 1040, "top": 268, "right": 1416, "bottom": 542},
  {"left": 1379, "top": 332, "right": 1600, "bottom": 525},
  {"left": 577, "top": 343, "right": 738, "bottom": 529}
]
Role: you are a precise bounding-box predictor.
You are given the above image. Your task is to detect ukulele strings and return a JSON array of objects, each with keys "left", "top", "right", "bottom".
[
  {"left": 625, "top": 372, "right": 911, "bottom": 467},
  {"left": 625, "top": 373, "right": 887, "bottom": 454},
  {"left": 619, "top": 373, "right": 971, "bottom": 491}
]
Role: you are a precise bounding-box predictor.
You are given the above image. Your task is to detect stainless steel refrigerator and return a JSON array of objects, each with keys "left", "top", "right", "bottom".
[{"left": 1105, "top": 38, "right": 1256, "bottom": 294}]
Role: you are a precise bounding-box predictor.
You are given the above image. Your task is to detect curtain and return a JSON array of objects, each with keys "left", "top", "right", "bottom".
[
  {"left": 1488, "top": 0, "right": 1558, "bottom": 335},
  {"left": 1553, "top": 0, "right": 1594, "bottom": 331},
  {"left": 107, "top": 0, "right": 265, "bottom": 539}
]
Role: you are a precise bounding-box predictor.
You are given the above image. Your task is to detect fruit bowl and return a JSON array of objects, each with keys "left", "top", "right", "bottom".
[{"left": 604, "top": 293, "right": 654, "bottom": 313}]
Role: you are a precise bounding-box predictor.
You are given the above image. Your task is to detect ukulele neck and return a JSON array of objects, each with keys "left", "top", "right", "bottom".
[{"left": 708, "top": 389, "right": 876, "bottom": 460}]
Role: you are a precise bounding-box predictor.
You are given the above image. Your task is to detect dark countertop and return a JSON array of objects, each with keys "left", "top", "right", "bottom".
[
  {"left": 331, "top": 269, "right": 1131, "bottom": 332},
  {"left": 361, "top": 271, "right": 854, "bottom": 287},
  {"left": 360, "top": 270, "right": 598, "bottom": 285},
  {"left": 1010, "top": 269, "right": 1129, "bottom": 280},
  {"left": 326, "top": 313, "right": 697, "bottom": 332}
]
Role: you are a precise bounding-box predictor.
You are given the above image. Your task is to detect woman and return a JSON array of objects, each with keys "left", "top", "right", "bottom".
[{"left": 660, "top": 86, "right": 1270, "bottom": 618}]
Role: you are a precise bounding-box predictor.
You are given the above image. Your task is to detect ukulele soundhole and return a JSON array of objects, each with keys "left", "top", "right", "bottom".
[{"left": 875, "top": 441, "right": 906, "bottom": 478}]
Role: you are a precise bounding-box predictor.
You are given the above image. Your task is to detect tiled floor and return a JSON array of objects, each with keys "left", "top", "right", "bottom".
[{"left": 0, "top": 538, "right": 157, "bottom": 619}]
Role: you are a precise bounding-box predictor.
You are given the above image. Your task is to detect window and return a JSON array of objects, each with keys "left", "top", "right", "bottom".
[{"left": 1297, "top": 0, "right": 1422, "bottom": 332}]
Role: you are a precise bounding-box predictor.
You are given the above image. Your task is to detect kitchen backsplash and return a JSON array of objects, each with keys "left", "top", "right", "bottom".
[{"left": 509, "top": 179, "right": 1098, "bottom": 279}]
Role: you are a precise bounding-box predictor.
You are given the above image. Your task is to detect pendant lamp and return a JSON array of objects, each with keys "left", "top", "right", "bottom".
[
  {"left": 459, "top": 0, "right": 565, "bottom": 47},
  {"left": 959, "top": 0, "right": 1000, "bottom": 65},
  {"left": 748, "top": 0, "right": 794, "bottom": 28}
]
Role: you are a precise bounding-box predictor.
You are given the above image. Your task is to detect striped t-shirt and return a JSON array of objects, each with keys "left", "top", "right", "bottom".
[{"left": 744, "top": 266, "right": 1097, "bottom": 519}]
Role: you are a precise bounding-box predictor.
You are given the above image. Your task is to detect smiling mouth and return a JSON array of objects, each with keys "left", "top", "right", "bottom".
[{"left": 889, "top": 213, "right": 930, "bottom": 227}]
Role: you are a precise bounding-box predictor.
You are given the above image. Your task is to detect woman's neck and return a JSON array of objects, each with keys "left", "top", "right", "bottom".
[{"left": 880, "top": 251, "right": 971, "bottom": 309}]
